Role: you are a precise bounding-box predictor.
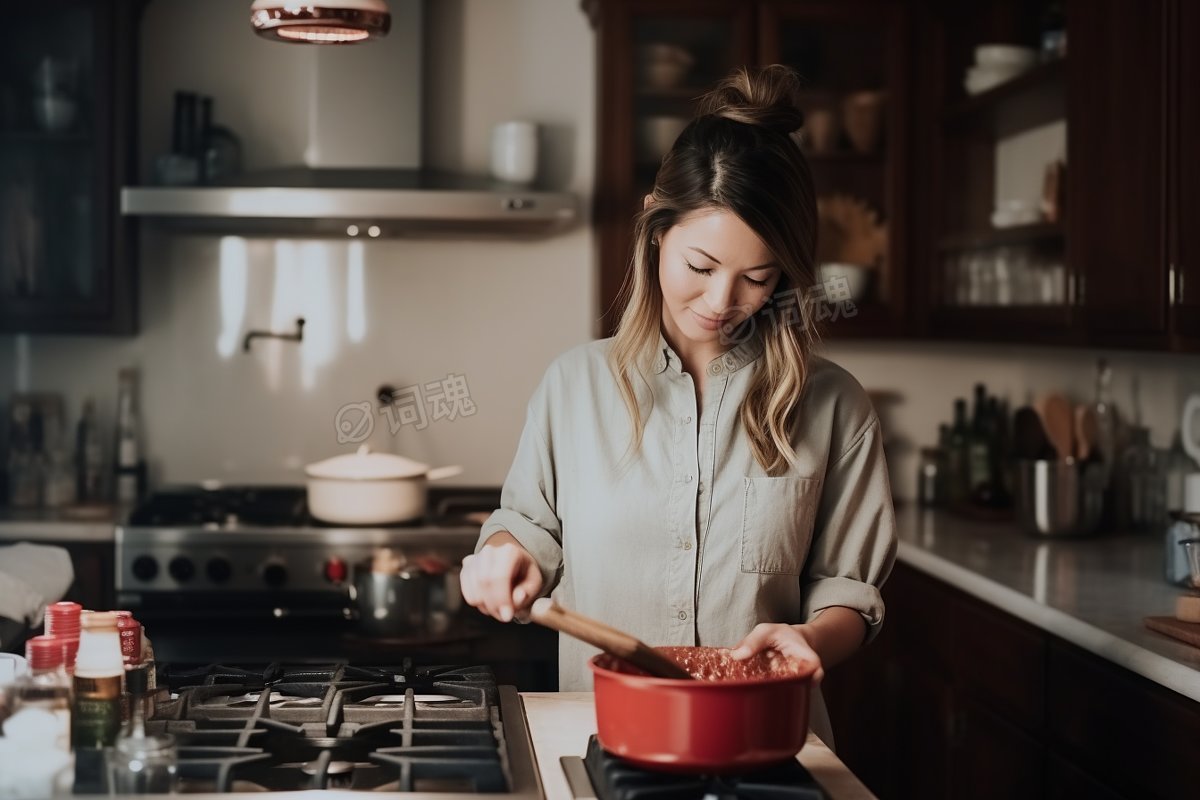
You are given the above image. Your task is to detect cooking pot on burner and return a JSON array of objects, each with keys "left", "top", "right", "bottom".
[
  {"left": 305, "top": 444, "right": 463, "bottom": 525},
  {"left": 589, "top": 646, "right": 817, "bottom": 773}
]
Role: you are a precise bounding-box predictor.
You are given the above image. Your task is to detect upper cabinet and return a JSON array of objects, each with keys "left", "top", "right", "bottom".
[
  {"left": 0, "top": 0, "right": 138, "bottom": 335},
  {"left": 918, "top": 0, "right": 1072, "bottom": 343},
  {"left": 585, "top": 0, "right": 910, "bottom": 339},
  {"left": 1169, "top": 0, "right": 1200, "bottom": 348}
]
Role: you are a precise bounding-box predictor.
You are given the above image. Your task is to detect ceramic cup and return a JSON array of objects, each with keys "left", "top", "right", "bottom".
[{"left": 490, "top": 121, "right": 538, "bottom": 185}]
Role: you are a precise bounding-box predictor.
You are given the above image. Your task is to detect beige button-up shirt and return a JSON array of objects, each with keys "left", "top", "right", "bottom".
[{"left": 477, "top": 334, "right": 897, "bottom": 745}]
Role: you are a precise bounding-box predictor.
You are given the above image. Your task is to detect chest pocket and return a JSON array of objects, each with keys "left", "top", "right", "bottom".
[{"left": 740, "top": 476, "right": 821, "bottom": 575}]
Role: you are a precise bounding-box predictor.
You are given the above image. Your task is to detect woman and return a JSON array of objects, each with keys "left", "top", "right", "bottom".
[{"left": 460, "top": 65, "right": 896, "bottom": 746}]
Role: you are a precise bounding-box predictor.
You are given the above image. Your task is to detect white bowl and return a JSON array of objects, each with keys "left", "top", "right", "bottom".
[
  {"left": 975, "top": 44, "right": 1038, "bottom": 70},
  {"left": 817, "top": 263, "right": 873, "bottom": 303}
]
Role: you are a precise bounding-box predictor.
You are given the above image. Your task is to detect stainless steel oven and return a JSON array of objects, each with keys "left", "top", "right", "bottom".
[{"left": 114, "top": 486, "right": 556, "bottom": 688}]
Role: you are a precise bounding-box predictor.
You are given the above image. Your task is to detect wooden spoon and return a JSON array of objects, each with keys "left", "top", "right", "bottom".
[
  {"left": 528, "top": 598, "right": 693, "bottom": 680},
  {"left": 1013, "top": 406, "right": 1052, "bottom": 460},
  {"left": 1035, "top": 393, "right": 1075, "bottom": 461}
]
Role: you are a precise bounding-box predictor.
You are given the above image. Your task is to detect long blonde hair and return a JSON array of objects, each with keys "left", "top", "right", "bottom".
[{"left": 608, "top": 65, "right": 820, "bottom": 476}]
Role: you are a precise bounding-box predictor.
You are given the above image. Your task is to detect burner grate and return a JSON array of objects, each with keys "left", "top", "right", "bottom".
[
  {"left": 141, "top": 662, "right": 525, "bottom": 794},
  {"left": 581, "top": 736, "right": 827, "bottom": 800}
]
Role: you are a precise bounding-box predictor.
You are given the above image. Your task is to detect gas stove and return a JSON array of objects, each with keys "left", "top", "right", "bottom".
[
  {"left": 119, "top": 660, "right": 541, "bottom": 797},
  {"left": 561, "top": 736, "right": 827, "bottom": 799},
  {"left": 114, "top": 486, "right": 501, "bottom": 664}
]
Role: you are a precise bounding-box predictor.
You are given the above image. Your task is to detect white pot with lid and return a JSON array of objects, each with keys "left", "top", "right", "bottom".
[{"left": 305, "top": 444, "right": 463, "bottom": 525}]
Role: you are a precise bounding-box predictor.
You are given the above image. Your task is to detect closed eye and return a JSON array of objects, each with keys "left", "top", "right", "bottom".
[{"left": 686, "top": 262, "right": 770, "bottom": 287}]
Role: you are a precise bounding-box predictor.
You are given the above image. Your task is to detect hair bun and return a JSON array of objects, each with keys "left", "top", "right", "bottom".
[{"left": 695, "top": 64, "right": 806, "bottom": 136}]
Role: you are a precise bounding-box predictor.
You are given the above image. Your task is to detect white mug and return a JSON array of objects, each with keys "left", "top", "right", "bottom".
[{"left": 490, "top": 121, "right": 538, "bottom": 185}]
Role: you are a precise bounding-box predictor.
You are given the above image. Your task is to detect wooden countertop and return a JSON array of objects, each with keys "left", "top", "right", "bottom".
[{"left": 521, "top": 692, "right": 876, "bottom": 800}]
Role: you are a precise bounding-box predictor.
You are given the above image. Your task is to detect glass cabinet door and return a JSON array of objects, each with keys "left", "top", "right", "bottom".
[
  {"left": 0, "top": 0, "right": 134, "bottom": 334},
  {"left": 593, "top": 1, "right": 753, "bottom": 336},
  {"left": 759, "top": 2, "right": 908, "bottom": 335}
]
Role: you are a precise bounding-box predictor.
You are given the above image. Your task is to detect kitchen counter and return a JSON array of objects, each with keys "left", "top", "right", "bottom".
[
  {"left": 895, "top": 505, "right": 1200, "bottom": 702},
  {"left": 0, "top": 507, "right": 118, "bottom": 542},
  {"left": 521, "top": 692, "right": 875, "bottom": 800}
]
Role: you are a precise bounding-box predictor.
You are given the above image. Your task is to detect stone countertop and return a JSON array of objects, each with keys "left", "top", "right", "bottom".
[
  {"left": 0, "top": 507, "right": 118, "bottom": 542},
  {"left": 895, "top": 505, "right": 1200, "bottom": 702},
  {"left": 521, "top": 692, "right": 875, "bottom": 800}
]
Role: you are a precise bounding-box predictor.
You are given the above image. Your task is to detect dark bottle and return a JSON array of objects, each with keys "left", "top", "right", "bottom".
[
  {"left": 947, "top": 399, "right": 971, "bottom": 507},
  {"left": 75, "top": 399, "right": 103, "bottom": 504},
  {"left": 113, "top": 369, "right": 147, "bottom": 506}
]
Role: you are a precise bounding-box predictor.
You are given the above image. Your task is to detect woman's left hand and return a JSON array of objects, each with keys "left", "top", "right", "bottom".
[{"left": 730, "top": 623, "right": 825, "bottom": 683}]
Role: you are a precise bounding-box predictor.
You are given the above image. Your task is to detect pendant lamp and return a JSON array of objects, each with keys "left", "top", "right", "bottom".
[{"left": 250, "top": 0, "right": 391, "bottom": 44}]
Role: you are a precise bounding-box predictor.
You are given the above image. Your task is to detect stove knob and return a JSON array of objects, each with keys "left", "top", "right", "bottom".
[
  {"left": 323, "top": 557, "right": 348, "bottom": 584},
  {"left": 262, "top": 561, "right": 288, "bottom": 588},
  {"left": 168, "top": 556, "right": 195, "bottom": 583},
  {"left": 206, "top": 556, "right": 233, "bottom": 584},
  {"left": 131, "top": 555, "right": 159, "bottom": 582}
]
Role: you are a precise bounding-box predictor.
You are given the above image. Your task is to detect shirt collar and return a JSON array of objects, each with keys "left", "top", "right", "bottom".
[{"left": 652, "top": 326, "right": 764, "bottom": 376}]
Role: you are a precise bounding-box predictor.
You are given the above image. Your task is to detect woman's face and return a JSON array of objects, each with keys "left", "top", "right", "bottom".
[{"left": 658, "top": 208, "right": 782, "bottom": 349}]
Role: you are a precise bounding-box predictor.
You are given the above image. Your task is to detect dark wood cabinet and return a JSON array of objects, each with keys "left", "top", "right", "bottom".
[
  {"left": 0, "top": 0, "right": 139, "bottom": 335},
  {"left": 1169, "top": 0, "right": 1200, "bottom": 348},
  {"left": 1066, "top": 0, "right": 1168, "bottom": 347},
  {"left": 824, "top": 561, "right": 1200, "bottom": 800},
  {"left": 584, "top": 0, "right": 912, "bottom": 339}
]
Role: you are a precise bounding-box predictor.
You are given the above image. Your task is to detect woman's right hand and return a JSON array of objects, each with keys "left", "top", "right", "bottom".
[{"left": 460, "top": 531, "right": 543, "bottom": 622}]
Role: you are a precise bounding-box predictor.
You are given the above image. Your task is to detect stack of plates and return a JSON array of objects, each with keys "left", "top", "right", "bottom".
[{"left": 964, "top": 44, "right": 1038, "bottom": 96}]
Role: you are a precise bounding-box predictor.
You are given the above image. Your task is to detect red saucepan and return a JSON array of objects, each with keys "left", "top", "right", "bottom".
[{"left": 529, "top": 599, "right": 816, "bottom": 772}]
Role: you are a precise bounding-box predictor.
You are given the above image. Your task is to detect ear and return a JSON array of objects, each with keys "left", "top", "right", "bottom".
[{"left": 643, "top": 194, "right": 655, "bottom": 210}]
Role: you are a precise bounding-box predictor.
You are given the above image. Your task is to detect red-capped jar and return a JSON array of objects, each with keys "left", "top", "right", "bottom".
[
  {"left": 45, "top": 601, "right": 82, "bottom": 638},
  {"left": 25, "top": 635, "right": 66, "bottom": 673},
  {"left": 59, "top": 637, "right": 81, "bottom": 676},
  {"left": 116, "top": 614, "right": 143, "bottom": 666}
]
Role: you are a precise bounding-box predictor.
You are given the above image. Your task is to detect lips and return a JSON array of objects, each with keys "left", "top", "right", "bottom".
[{"left": 690, "top": 309, "right": 736, "bottom": 332}]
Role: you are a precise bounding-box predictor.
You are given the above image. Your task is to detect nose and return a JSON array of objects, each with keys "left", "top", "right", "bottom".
[{"left": 704, "top": 276, "right": 738, "bottom": 319}]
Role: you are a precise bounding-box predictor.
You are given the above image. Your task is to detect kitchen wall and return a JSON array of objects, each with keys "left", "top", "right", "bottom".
[{"left": 2, "top": 1, "right": 1199, "bottom": 501}]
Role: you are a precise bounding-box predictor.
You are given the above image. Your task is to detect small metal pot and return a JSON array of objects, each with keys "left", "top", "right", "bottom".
[
  {"left": 1016, "top": 459, "right": 1104, "bottom": 537},
  {"left": 350, "top": 569, "right": 431, "bottom": 636},
  {"left": 347, "top": 549, "right": 461, "bottom": 636}
]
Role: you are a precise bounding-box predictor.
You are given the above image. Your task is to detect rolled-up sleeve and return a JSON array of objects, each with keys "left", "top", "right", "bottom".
[
  {"left": 801, "top": 415, "right": 897, "bottom": 642},
  {"left": 475, "top": 379, "right": 564, "bottom": 596}
]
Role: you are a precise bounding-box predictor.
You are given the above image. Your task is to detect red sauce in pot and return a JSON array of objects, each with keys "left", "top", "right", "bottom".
[{"left": 596, "top": 646, "right": 812, "bottom": 682}]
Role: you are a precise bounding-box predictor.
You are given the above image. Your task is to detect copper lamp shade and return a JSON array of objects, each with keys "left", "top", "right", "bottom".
[{"left": 250, "top": 0, "right": 391, "bottom": 44}]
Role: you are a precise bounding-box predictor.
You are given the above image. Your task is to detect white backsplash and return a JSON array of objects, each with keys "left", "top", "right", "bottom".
[{"left": 1, "top": 0, "right": 1198, "bottom": 501}]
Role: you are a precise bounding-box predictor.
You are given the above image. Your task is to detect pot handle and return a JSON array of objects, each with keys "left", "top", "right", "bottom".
[{"left": 427, "top": 465, "right": 464, "bottom": 481}]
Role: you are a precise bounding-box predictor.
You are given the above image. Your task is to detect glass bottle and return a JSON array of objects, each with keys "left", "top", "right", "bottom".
[
  {"left": 71, "top": 612, "right": 123, "bottom": 750},
  {"left": 1122, "top": 426, "right": 1166, "bottom": 531},
  {"left": 14, "top": 635, "right": 72, "bottom": 753},
  {"left": 946, "top": 399, "right": 971, "bottom": 507},
  {"left": 107, "top": 665, "right": 176, "bottom": 795},
  {"left": 113, "top": 369, "right": 146, "bottom": 506}
]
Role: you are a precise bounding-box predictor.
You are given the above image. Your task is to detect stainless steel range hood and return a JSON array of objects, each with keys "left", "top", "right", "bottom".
[
  {"left": 123, "top": 0, "right": 577, "bottom": 237},
  {"left": 121, "top": 168, "right": 578, "bottom": 237}
]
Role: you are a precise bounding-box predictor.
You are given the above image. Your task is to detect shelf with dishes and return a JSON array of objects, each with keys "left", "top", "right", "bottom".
[{"left": 943, "top": 53, "right": 1065, "bottom": 135}]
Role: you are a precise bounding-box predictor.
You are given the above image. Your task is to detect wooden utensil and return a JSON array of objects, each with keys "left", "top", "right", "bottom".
[
  {"left": 1036, "top": 393, "right": 1075, "bottom": 461},
  {"left": 1144, "top": 616, "right": 1200, "bottom": 649},
  {"left": 529, "top": 598, "right": 693, "bottom": 680}
]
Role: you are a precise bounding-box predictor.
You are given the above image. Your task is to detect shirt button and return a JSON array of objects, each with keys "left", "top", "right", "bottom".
[
  {"left": 707, "top": 364, "right": 721, "bottom": 376},
  {"left": 683, "top": 541, "right": 693, "bottom": 550},
  {"left": 723, "top": 354, "right": 737, "bottom": 368},
  {"left": 678, "top": 611, "right": 688, "bottom": 620},
  {"left": 682, "top": 415, "right": 693, "bottom": 425},
  {"left": 683, "top": 474, "right": 693, "bottom": 483}
]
